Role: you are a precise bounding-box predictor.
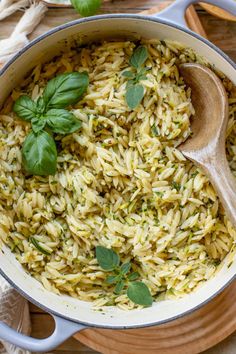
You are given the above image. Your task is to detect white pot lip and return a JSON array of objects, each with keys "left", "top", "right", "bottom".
[
  {"left": 0, "top": 13, "right": 236, "bottom": 329},
  {"left": 0, "top": 266, "right": 236, "bottom": 329},
  {"left": 0, "top": 13, "right": 236, "bottom": 77}
]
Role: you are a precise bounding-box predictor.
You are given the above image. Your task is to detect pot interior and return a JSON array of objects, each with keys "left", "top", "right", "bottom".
[{"left": 0, "top": 16, "right": 236, "bottom": 328}]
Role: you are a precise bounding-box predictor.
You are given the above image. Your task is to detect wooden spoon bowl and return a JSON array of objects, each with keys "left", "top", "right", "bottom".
[{"left": 179, "top": 63, "right": 236, "bottom": 227}]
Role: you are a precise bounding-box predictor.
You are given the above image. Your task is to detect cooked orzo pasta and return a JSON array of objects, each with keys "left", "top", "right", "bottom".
[{"left": 1, "top": 39, "right": 236, "bottom": 310}]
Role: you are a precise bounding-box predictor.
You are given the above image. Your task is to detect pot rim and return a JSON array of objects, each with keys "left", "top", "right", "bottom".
[
  {"left": 0, "top": 13, "right": 236, "bottom": 329},
  {"left": 1, "top": 14, "right": 236, "bottom": 77},
  {"left": 1, "top": 264, "right": 236, "bottom": 329}
]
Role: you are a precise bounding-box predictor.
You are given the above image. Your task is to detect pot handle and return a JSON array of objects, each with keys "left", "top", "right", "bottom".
[
  {"left": 156, "top": 0, "right": 236, "bottom": 29},
  {"left": 0, "top": 314, "right": 87, "bottom": 352}
]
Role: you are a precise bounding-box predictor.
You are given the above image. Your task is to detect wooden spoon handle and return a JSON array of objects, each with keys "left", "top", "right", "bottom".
[{"left": 203, "top": 154, "right": 236, "bottom": 228}]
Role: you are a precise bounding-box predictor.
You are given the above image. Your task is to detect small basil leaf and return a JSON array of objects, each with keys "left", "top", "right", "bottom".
[
  {"left": 120, "top": 262, "right": 131, "bottom": 275},
  {"left": 122, "top": 71, "right": 135, "bottom": 78},
  {"left": 30, "top": 237, "right": 51, "bottom": 255},
  {"left": 127, "top": 281, "right": 153, "bottom": 306},
  {"left": 71, "top": 0, "right": 101, "bottom": 16},
  {"left": 114, "top": 280, "right": 125, "bottom": 295},
  {"left": 43, "top": 72, "right": 89, "bottom": 109},
  {"left": 22, "top": 130, "right": 57, "bottom": 176},
  {"left": 136, "top": 74, "right": 147, "bottom": 81},
  {"left": 31, "top": 117, "right": 46, "bottom": 134},
  {"left": 96, "top": 246, "right": 120, "bottom": 271},
  {"left": 106, "top": 275, "right": 120, "bottom": 284},
  {"left": 126, "top": 80, "right": 135, "bottom": 88},
  {"left": 13, "top": 95, "right": 38, "bottom": 121},
  {"left": 125, "top": 84, "right": 144, "bottom": 109},
  {"left": 36, "top": 97, "right": 46, "bottom": 114},
  {"left": 44, "top": 109, "right": 82, "bottom": 134},
  {"left": 127, "top": 272, "right": 140, "bottom": 281},
  {"left": 129, "top": 46, "right": 148, "bottom": 69},
  {"left": 138, "top": 67, "right": 150, "bottom": 75}
]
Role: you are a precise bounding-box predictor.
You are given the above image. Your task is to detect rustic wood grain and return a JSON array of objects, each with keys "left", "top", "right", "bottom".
[
  {"left": 197, "top": 11, "right": 236, "bottom": 61},
  {"left": 1, "top": 2, "right": 236, "bottom": 60},
  {"left": 200, "top": 3, "right": 236, "bottom": 22}
]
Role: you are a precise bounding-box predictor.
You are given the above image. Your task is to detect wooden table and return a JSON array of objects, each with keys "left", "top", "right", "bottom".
[
  {"left": 1, "top": 0, "right": 236, "bottom": 62},
  {"left": 3, "top": 1, "right": 236, "bottom": 353}
]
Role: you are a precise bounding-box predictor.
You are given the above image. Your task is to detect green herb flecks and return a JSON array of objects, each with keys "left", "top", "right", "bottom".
[
  {"left": 122, "top": 46, "right": 149, "bottom": 110},
  {"left": 30, "top": 237, "right": 52, "bottom": 255},
  {"left": 95, "top": 246, "right": 153, "bottom": 306},
  {"left": 13, "top": 72, "right": 89, "bottom": 176},
  {"left": 172, "top": 181, "right": 181, "bottom": 191},
  {"left": 151, "top": 125, "right": 159, "bottom": 137}
]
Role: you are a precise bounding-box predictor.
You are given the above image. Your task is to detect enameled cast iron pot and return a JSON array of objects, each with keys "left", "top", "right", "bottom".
[{"left": 0, "top": 0, "right": 236, "bottom": 351}]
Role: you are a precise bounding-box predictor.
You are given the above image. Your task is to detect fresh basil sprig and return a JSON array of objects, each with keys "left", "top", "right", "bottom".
[
  {"left": 123, "top": 46, "right": 149, "bottom": 110},
  {"left": 13, "top": 72, "right": 89, "bottom": 176},
  {"left": 96, "top": 246, "right": 153, "bottom": 306},
  {"left": 70, "top": 0, "right": 101, "bottom": 16}
]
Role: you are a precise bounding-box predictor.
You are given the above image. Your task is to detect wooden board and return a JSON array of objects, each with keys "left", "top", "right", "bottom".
[{"left": 75, "top": 281, "right": 236, "bottom": 354}]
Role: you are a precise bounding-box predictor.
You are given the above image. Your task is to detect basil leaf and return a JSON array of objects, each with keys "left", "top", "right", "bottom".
[
  {"left": 122, "top": 71, "right": 135, "bottom": 79},
  {"left": 120, "top": 262, "right": 131, "bottom": 275},
  {"left": 44, "top": 109, "right": 82, "bottom": 134},
  {"left": 136, "top": 74, "right": 147, "bottom": 81},
  {"left": 30, "top": 237, "right": 51, "bottom": 255},
  {"left": 71, "top": 0, "right": 101, "bottom": 16},
  {"left": 125, "top": 84, "right": 144, "bottom": 109},
  {"left": 96, "top": 246, "right": 120, "bottom": 271},
  {"left": 43, "top": 72, "right": 89, "bottom": 109},
  {"left": 13, "top": 95, "right": 38, "bottom": 121},
  {"left": 127, "top": 281, "right": 153, "bottom": 306},
  {"left": 114, "top": 280, "right": 125, "bottom": 295},
  {"left": 22, "top": 131, "right": 57, "bottom": 176},
  {"left": 106, "top": 275, "right": 120, "bottom": 284},
  {"left": 129, "top": 46, "right": 148, "bottom": 69},
  {"left": 36, "top": 97, "right": 46, "bottom": 114},
  {"left": 128, "top": 272, "right": 140, "bottom": 281},
  {"left": 126, "top": 80, "right": 135, "bottom": 88},
  {"left": 31, "top": 117, "right": 46, "bottom": 134}
]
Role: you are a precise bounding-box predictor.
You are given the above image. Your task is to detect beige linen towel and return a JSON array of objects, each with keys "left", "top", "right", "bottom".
[
  {"left": 0, "top": 277, "right": 31, "bottom": 354},
  {"left": 0, "top": 1, "right": 47, "bottom": 64}
]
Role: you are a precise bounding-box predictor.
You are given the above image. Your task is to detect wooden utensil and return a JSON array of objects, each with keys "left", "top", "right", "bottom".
[
  {"left": 179, "top": 63, "right": 236, "bottom": 227},
  {"left": 200, "top": 3, "right": 236, "bottom": 21}
]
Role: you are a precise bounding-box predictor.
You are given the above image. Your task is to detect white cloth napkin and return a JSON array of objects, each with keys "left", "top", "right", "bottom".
[
  {"left": 0, "top": 277, "right": 31, "bottom": 354},
  {"left": 0, "top": 0, "right": 47, "bottom": 64},
  {"left": 0, "top": 1, "right": 47, "bottom": 353}
]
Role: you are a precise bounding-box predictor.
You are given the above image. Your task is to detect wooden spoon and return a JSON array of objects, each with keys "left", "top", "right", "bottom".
[{"left": 179, "top": 63, "right": 236, "bottom": 227}]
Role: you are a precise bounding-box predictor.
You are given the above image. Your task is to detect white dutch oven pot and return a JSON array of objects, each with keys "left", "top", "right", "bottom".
[{"left": 0, "top": 0, "right": 236, "bottom": 351}]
